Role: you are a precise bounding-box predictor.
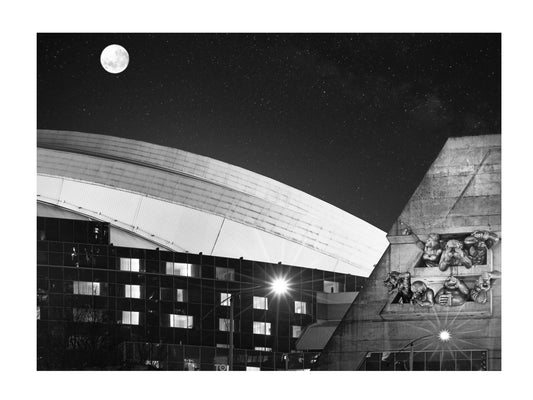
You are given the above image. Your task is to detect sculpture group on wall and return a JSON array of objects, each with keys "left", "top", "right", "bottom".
[
  {"left": 422, "top": 230, "right": 499, "bottom": 271},
  {"left": 384, "top": 230, "right": 500, "bottom": 308},
  {"left": 384, "top": 271, "right": 499, "bottom": 307}
]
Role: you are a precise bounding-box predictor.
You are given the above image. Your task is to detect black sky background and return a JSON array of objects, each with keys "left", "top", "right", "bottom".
[{"left": 37, "top": 33, "right": 501, "bottom": 231}]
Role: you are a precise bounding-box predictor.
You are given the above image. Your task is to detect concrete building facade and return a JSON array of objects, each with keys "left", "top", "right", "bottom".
[{"left": 315, "top": 135, "right": 501, "bottom": 371}]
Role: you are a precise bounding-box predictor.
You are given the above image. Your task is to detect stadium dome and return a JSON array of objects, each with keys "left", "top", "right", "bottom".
[{"left": 37, "top": 129, "right": 388, "bottom": 277}]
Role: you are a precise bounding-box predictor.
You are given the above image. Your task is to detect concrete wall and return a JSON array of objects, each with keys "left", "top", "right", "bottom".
[{"left": 316, "top": 135, "right": 501, "bottom": 370}]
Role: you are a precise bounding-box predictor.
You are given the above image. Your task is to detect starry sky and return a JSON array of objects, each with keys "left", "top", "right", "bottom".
[{"left": 37, "top": 33, "right": 501, "bottom": 231}]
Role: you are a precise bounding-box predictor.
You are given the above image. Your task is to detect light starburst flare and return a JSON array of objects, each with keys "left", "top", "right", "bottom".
[
  {"left": 272, "top": 278, "right": 289, "bottom": 295},
  {"left": 439, "top": 330, "right": 451, "bottom": 342}
]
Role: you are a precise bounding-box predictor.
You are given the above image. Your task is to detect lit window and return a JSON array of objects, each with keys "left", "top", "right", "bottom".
[
  {"left": 324, "top": 280, "right": 340, "bottom": 293},
  {"left": 220, "top": 292, "right": 232, "bottom": 306},
  {"left": 176, "top": 288, "right": 187, "bottom": 302},
  {"left": 120, "top": 258, "right": 140, "bottom": 272},
  {"left": 125, "top": 284, "right": 141, "bottom": 299},
  {"left": 121, "top": 311, "right": 139, "bottom": 325},
  {"left": 253, "top": 321, "right": 271, "bottom": 335},
  {"left": 219, "top": 318, "right": 234, "bottom": 331},
  {"left": 216, "top": 267, "right": 235, "bottom": 281},
  {"left": 292, "top": 325, "right": 302, "bottom": 338},
  {"left": 246, "top": 366, "right": 261, "bottom": 371},
  {"left": 294, "top": 301, "right": 307, "bottom": 314},
  {"left": 170, "top": 314, "right": 194, "bottom": 329},
  {"left": 166, "top": 262, "right": 199, "bottom": 277},
  {"left": 73, "top": 281, "right": 101, "bottom": 296},
  {"left": 253, "top": 296, "right": 268, "bottom": 310},
  {"left": 216, "top": 343, "right": 230, "bottom": 348},
  {"left": 254, "top": 347, "right": 272, "bottom": 352}
]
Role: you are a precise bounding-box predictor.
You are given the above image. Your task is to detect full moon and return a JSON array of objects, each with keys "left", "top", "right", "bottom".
[{"left": 100, "top": 44, "right": 129, "bottom": 74}]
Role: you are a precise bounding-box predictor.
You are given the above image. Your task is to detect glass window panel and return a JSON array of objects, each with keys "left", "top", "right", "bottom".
[
  {"left": 412, "top": 352, "right": 425, "bottom": 371},
  {"left": 121, "top": 311, "right": 139, "bottom": 325},
  {"left": 176, "top": 289, "right": 187, "bottom": 302},
  {"left": 253, "top": 321, "right": 271, "bottom": 335},
  {"left": 216, "top": 267, "right": 235, "bottom": 281},
  {"left": 254, "top": 347, "right": 272, "bottom": 352},
  {"left": 426, "top": 352, "right": 441, "bottom": 371},
  {"left": 130, "top": 258, "right": 140, "bottom": 272},
  {"left": 294, "top": 301, "right": 307, "bottom": 314},
  {"left": 323, "top": 280, "right": 339, "bottom": 293},
  {"left": 120, "top": 258, "right": 130, "bottom": 271},
  {"left": 219, "top": 318, "right": 234, "bottom": 332},
  {"left": 165, "top": 262, "right": 199, "bottom": 277},
  {"left": 456, "top": 359, "right": 472, "bottom": 371},
  {"left": 73, "top": 281, "right": 100, "bottom": 296},
  {"left": 220, "top": 292, "right": 232, "bottom": 306},
  {"left": 253, "top": 296, "right": 268, "bottom": 310},
  {"left": 292, "top": 325, "right": 302, "bottom": 338},
  {"left": 393, "top": 352, "right": 409, "bottom": 371},
  {"left": 125, "top": 284, "right": 141, "bottom": 299},
  {"left": 169, "top": 314, "right": 194, "bottom": 329},
  {"left": 160, "top": 287, "right": 173, "bottom": 301}
]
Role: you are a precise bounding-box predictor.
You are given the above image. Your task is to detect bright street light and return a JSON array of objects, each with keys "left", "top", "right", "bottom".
[
  {"left": 272, "top": 278, "right": 289, "bottom": 295},
  {"left": 439, "top": 330, "right": 451, "bottom": 342}
]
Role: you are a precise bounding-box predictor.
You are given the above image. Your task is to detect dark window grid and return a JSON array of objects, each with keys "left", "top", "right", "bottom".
[{"left": 359, "top": 350, "right": 488, "bottom": 371}]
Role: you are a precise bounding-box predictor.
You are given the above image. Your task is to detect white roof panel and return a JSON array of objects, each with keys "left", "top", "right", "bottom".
[{"left": 37, "top": 130, "right": 388, "bottom": 276}]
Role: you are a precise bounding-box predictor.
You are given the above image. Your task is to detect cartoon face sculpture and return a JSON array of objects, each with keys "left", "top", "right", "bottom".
[
  {"left": 384, "top": 271, "right": 412, "bottom": 304},
  {"left": 464, "top": 231, "right": 499, "bottom": 265},
  {"left": 435, "top": 276, "right": 470, "bottom": 307},
  {"left": 438, "top": 239, "right": 473, "bottom": 271},
  {"left": 411, "top": 281, "right": 435, "bottom": 307},
  {"left": 422, "top": 234, "right": 443, "bottom": 268},
  {"left": 470, "top": 272, "right": 496, "bottom": 304}
]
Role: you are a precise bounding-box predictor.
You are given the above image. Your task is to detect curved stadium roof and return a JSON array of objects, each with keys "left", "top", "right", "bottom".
[{"left": 37, "top": 129, "right": 388, "bottom": 277}]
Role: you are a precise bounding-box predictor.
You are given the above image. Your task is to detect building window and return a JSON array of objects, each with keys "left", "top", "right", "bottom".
[
  {"left": 220, "top": 292, "right": 232, "bottom": 306},
  {"left": 37, "top": 306, "right": 40, "bottom": 320},
  {"left": 324, "top": 280, "right": 340, "bottom": 293},
  {"left": 292, "top": 325, "right": 302, "bottom": 338},
  {"left": 254, "top": 347, "right": 272, "bottom": 352},
  {"left": 216, "top": 267, "right": 235, "bottom": 281},
  {"left": 216, "top": 343, "right": 230, "bottom": 348},
  {"left": 121, "top": 311, "right": 139, "bottom": 325},
  {"left": 166, "top": 262, "right": 199, "bottom": 277},
  {"left": 357, "top": 350, "right": 488, "bottom": 371},
  {"left": 170, "top": 314, "right": 194, "bottom": 329},
  {"left": 246, "top": 366, "right": 261, "bottom": 371},
  {"left": 219, "top": 318, "right": 234, "bottom": 332},
  {"left": 294, "top": 301, "right": 307, "bottom": 314},
  {"left": 253, "top": 296, "right": 268, "bottom": 310},
  {"left": 125, "top": 284, "right": 141, "bottom": 299},
  {"left": 176, "top": 288, "right": 187, "bottom": 302},
  {"left": 253, "top": 321, "right": 271, "bottom": 335},
  {"left": 120, "top": 258, "right": 140, "bottom": 272},
  {"left": 73, "top": 308, "right": 104, "bottom": 323},
  {"left": 73, "top": 281, "right": 101, "bottom": 296}
]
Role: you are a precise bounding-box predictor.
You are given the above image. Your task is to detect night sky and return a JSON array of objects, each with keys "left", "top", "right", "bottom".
[{"left": 37, "top": 33, "right": 501, "bottom": 231}]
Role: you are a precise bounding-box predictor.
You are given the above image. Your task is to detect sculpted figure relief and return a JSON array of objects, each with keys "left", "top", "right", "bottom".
[
  {"left": 410, "top": 281, "right": 435, "bottom": 307},
  {"left": 438, "top": 239, "right": 473, "bottom": 271},
  {"left": 422, "top": 234, "right": 443, "bottom": 268},
  {"left": 470, "top": 272, "right": 498, "bottom": 304},
  {"left": 384, "top": 271, "right": 412, "bottom": 304},
  {"left": 435, "top": 276, "right": 470, "bottom": 306},
  {"left": 464, "top": 231, "right": 499, "bottom": 265}
]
